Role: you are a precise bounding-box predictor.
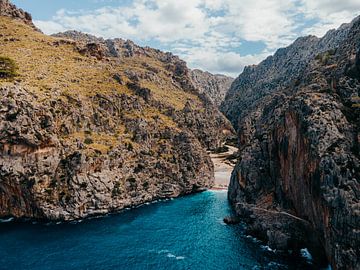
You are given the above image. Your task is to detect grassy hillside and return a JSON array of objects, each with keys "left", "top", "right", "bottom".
[{"left": 0, "top": 16, "right": 201, "bottom": 109}]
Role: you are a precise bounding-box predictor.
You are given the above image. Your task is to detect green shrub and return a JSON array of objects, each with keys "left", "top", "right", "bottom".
[
  {"left": 127, "top": 142, "right": 133, "bottom": 151},
  {"left": 84, "top": 138, "right": 94, "bottom": 144},
  {"left": 0, "top": 56, "right": 18, "bottom": 79},
  {"left": 142, "top": 181, "right": 149, "bottom": 190},
  {"left": 315, "top": 49, "right": 335, "bottom": 65},
  {"left": 112, "top": 181, "right": 121, "bottom": 197}
]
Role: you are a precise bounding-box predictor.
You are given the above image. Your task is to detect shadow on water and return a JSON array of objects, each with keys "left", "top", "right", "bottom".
[{"left": 0, "top": 191, "right": 319, "bottom": 270}]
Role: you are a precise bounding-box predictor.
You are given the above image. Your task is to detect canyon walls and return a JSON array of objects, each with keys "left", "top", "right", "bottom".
[{"left": 223, "top": 16, "right": 360, "bottom": 270}]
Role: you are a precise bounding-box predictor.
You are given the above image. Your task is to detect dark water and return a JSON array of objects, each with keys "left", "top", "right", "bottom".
[{"left": 0, "top": 191, "right": 318, "bottom": 270}]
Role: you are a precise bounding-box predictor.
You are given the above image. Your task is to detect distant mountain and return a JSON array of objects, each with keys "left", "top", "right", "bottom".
[
  {"left": 0, "top": 1, "right": 234, "bottom": 221},
  {"left": 223, "top": 16, "right": 360, "bottom": 270},
  {"left": 190, "top": 69, "right": 233, "bottom": 107}
]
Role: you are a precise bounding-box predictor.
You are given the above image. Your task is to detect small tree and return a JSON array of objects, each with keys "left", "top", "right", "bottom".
[{"left": 0, "top": 56, "right": 18, "bottom": 79}]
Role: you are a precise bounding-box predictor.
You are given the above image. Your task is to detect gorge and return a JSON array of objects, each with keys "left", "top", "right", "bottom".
[{"left": 0, "top": 1, "right": 359, "bottom": 269}]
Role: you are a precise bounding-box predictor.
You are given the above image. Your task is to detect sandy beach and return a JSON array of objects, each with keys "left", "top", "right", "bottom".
[{"left": 210, "top": 145, "right": 238, "bottom": 190}]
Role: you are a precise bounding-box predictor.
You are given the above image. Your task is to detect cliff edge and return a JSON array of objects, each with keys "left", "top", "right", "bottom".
[
  {"left": 223, "top": 17, "right": 360, "bottom": 270},
  {"left": 0, "top": 2, "right": 234, "bottom": 221}
]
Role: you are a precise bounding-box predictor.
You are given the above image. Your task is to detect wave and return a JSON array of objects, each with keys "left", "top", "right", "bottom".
[{"left": 0, "top": 217, "right": 14, "bottom": 223}]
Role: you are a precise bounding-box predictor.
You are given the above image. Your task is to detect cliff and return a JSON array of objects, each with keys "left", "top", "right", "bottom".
[
  {"left": 190, "top": 69, "right": 233, "bottom": 107},
  {"left": 0, "top": 4, "right": 234, "bottom": 221},
  {"left": 223, "top": 17, "right": 360, "bottom": 269}
]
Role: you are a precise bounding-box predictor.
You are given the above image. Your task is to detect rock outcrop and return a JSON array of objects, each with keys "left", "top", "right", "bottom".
[
  {"left": 224, "top": 17, "right": 360, "bottom": 269},
  {"left": 221, "top": 18, "right": 355, "bottom": 129},
  {"left": 0, "top": 2, "right": 234, "bottom": 221},
  {"left": 190, "top": 69, "right": 233, "bottom": 106},
  {"left": 0, "top": 0, "right": 37, "bottom": 30}
]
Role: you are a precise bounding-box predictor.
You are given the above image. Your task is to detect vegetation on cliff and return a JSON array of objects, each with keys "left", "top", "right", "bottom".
[
  {"left": 0, "top": 4, "right": 233, "bottom": 221},
  {"left": 0, "top": 56, "right": 17, "bottom": 78}
]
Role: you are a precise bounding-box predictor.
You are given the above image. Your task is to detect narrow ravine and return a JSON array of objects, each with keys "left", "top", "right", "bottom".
[{"left": 210, "top": 145, "right": 238, "bottom": 190}]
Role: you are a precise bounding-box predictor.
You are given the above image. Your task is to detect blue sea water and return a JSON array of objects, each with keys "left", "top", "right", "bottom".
[{"left": 0, "top": 191, "right": 317, "bottom": 270}]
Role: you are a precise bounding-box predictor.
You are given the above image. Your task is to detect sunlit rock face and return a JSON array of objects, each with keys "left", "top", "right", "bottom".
[
  {"left": 0, "top": 2, "right": 234, "bottom": 221},
  {"left": 190, "top": 69, "right": 234, "bottom": 107}
]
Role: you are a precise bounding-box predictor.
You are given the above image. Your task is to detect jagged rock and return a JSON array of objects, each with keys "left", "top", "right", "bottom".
[
  {"left": 190, "top": 69, "right": 233, "bottom": 107},
  {"left": 225, "top": 16, "right": 360, "bottom": 270},
  {"left": 0, "top": 2, "right": 235, "bottom": 221},
  {"left": 223, "top": 215, "right": 240, "bottom": 224},
  {"left": 0, "top": 0, "right": 38, "bottom": 30},
  {"left": 0, "top": 85, "right": 215, "bottom": 220}
]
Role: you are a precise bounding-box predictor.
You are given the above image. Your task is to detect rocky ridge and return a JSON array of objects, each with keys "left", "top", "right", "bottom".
[
  {"left": 224, "top": 16, "right": 360, "bottom": 269},
  {"left": 0, "top": 0, "right": 37, "bottom": 30},
  {"left": 221, "top": 18, "right": 355, "bottom": 129},
  {"left": 0, "top": 3, "right": 234, "bottom": 221},
  {"left": 190, "top": 69, "right": 233, "bottom": 106}
]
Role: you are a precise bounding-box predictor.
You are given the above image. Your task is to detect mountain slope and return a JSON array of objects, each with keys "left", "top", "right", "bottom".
[
  {"left": 223, "top": 17, "right": 360, "bottom": 269},
  {"left": 190, "top": 69, "right": 233, "bottom": 107},
  {"left": 221, "top": 19, "right": 353, "bottom": 129},
  {"left": 0, "top": 2, "right": 234, "bottom": 221}
]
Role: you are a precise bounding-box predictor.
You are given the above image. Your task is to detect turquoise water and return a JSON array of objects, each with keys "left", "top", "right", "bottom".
[{"left": 0, "top": 191, "right": 315, "bottom": 270}]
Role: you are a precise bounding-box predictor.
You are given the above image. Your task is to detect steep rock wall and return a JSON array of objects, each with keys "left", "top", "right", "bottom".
[{"left": 226, "top": 17, "right": 360, "bottom": 270}]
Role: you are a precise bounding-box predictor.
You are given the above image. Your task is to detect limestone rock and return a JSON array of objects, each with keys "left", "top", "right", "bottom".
[
  {"left": 0, "top": 0, "right": 38, "bottom": 30},
  {"left": 0, "top": 1, "right": 234, "bottom": 221},
  {"left": 225, "top": 16, "right": 360, "bottom": 270},
  {"left": 190, "top": 69, "right": 233, "bottom": 107}
]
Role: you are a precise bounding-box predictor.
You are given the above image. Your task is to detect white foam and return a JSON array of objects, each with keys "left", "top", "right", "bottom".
[
  {"left": 155, "top": 250, "right": 185, "bottom": 260},
  {"left": 0, "top": 217, "right": 14, "bottom": 223},
  {"left": 260, "top": 245, "right": 274, "bottom": 252},
  {"left": 208, "top": 189, "right": 227, "bottom": 193},
  {"left": 166, "top": 253, "right": 176, "bottom": 258}
]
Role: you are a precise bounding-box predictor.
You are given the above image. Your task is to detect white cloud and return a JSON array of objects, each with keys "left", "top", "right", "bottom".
[
  {"left": 33, "top": 0, "right": 360, "bottom": 76},
  {"left": 300, "top": 0, "right": 360, "bottom": 36},
  {"left": 216, "top": 0, "right": 299, "bottom": 49},
  {"left": 180, "top": 48, "right": 270, "bottom": 77},
  {"left": 34, "top": 20, "right": 66, "bottom": 34}
]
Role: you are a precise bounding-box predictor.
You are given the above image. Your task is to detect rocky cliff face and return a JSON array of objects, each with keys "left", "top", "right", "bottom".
[
  {"left": 224, "top": 17, "right": 360, "bottom": 269},
  {"left": 221, "top": 19, "right": 354, "bottom": 130},
  {"left": 190, "top": 69, "right": 233, "bottom": 107},
  {"left": 0, "top": 4, "right": 234, "bottom": 221}
]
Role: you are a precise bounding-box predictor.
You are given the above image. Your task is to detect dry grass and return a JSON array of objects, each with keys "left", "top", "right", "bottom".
[
  {"left": 0, "top": 16, "right": 201, "bottom": 110},
  {"left": 0, "top": 17, "right": 130, "bottom": 97},
  {"left": 0, "top": 16, "right": 204, "bottom": 151}
]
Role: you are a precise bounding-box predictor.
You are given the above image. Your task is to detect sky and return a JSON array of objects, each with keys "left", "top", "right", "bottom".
[{"left": 12, "top": 0, "right": 360, "bottom": 77}]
